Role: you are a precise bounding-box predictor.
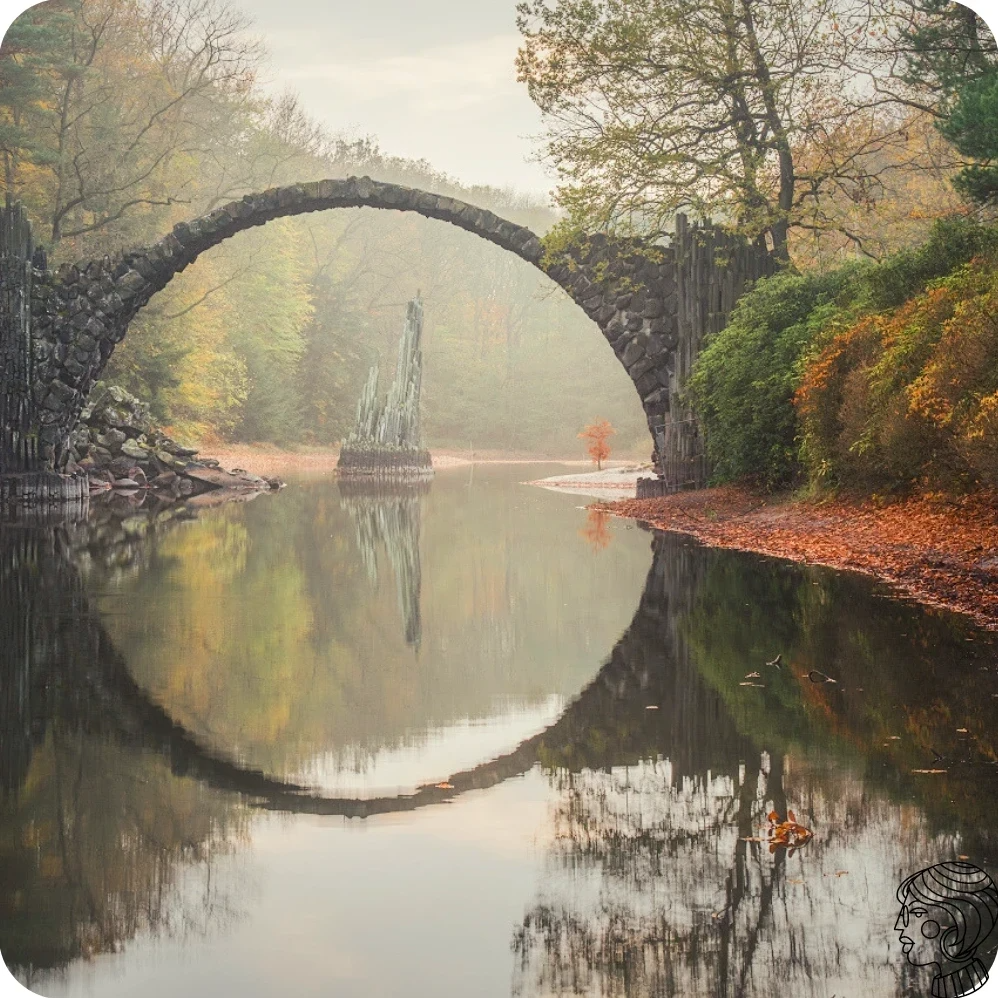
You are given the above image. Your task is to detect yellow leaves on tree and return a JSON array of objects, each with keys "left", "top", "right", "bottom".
[
  {"left": 795, "top": 256, "right": 998, "bottom": 489},
  {"left": 579, "top": 418, "right": 615, "bottom": 470}
]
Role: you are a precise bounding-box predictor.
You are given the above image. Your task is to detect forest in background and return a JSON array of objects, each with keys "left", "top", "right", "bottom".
[{"left": 0, "top": 0, "right": 650, "bottom": 455}]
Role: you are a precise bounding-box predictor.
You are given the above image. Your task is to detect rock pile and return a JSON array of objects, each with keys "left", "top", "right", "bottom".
[{"left": 69, "top": 384, "right": 282, "bottom": 500}]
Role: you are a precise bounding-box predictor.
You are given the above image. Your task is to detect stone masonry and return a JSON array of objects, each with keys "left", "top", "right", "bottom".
[{"left": 2, "top": 177, "right": 774, "bottom": 484}]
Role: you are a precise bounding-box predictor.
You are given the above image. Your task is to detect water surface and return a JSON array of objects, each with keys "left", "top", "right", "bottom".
[{"left": 1, "top": 465, "right": 996, "bottom": 997}]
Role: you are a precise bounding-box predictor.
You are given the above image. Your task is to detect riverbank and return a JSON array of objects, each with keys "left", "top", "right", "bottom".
[
  {"left": 204, "top": 444, "right": 619, "bottom": 477},
  {"left": 525, "top": 465, "right": 649, "bottom": 500},
  {"left": 598, "top": 485, "right": 998, "bottom": 630}
]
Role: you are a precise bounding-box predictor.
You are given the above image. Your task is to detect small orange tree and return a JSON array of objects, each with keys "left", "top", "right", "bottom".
[{"left": 579, "top": 419, "right": 615, "bottom": 470}]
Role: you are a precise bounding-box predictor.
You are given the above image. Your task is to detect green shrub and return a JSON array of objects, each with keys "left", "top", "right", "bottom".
[
  {"left": 857, "top": 218, "right": 998, "bottom": 312},
  {"left": 686, "top": 266, "right": 860, "bottom": 487},
  {"left": 687, "top": 218, "right": 998, "bottom": 492}
]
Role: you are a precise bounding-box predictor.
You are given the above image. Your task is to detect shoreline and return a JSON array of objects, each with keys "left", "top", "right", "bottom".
[
  {"left": 202, "top": 444, "right": 636, "bottom": 477},
  {"left": 598, "top": 485, "right": 998, "bottom": 631}
]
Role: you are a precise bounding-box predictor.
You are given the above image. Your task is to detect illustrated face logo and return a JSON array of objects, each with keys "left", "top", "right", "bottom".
[{"left": 895, "top": 862, "right": 998, "bottom": 996}]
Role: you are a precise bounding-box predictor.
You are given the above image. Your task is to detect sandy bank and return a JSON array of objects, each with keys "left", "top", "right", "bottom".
[
  {"left": 600, "top": 486, "right": 998, "bottom": 630},
  {"left": 525, "top": 465, "right": 650, "bottom": 500},
  {"left": 203, "top": 444, "right": 604, "bottom": 477}
]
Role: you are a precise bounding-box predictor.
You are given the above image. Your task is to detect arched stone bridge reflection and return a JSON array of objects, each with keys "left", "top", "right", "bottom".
[{"left": 0, "top": 510, "right": 751, "bottom": 817}]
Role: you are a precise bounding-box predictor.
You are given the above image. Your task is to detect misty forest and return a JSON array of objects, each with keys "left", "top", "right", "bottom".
[{"left": 1, "top": 1, "right": 998, "bottom": 997}]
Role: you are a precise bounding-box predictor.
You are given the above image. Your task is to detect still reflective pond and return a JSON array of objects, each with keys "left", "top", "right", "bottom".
[{"left": 1, "top": 464, "right": 997, "bottom": 997}]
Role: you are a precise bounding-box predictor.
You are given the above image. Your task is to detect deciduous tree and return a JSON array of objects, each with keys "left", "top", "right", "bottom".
[
  {"left": 579, "top": 418, "right": 615, "bottom": 470},
  {"left": 516, "top": 0, "right": 913, "bottom": 256}
]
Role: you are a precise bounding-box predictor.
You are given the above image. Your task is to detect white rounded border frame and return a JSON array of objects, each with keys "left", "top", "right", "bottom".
[{"left": 0, "top": 0, "right": 996, "bottom": 995}]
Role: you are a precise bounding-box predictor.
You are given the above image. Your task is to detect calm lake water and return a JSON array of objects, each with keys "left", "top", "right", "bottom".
[{"left": 2, "top": 464, "right": 997, "bottom": 997}]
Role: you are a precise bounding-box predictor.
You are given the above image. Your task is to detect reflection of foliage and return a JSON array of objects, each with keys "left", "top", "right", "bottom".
[
  {"left": 99, "top": 471, "right": 651, "bottom": 782},
  {"left": 0, "top": 732, "right": 247, "bottom": 979},
  {"left": 514, "top": 753, "right": 967, "bottom": 998},
  {"left": 0, "top": 521, "right": 249, "bottom": 979},
  {"left": 681, "top": 543, "right": 998, "bottom": 850},
  {"left": 579, "top": 508, "right": 612, "bottom": 552},
  {"left": 513, "top": 531, "right": 994, "bottom": 997}
]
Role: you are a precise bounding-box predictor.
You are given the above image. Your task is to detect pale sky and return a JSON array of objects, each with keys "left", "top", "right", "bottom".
[{"left": 230, "top": 0, "right": 556, "bottom": 198}]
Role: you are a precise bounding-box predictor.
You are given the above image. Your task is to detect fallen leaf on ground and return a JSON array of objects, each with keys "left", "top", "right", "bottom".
[{"left": 602, "top": 486, "right": 998, "bottom": 630}]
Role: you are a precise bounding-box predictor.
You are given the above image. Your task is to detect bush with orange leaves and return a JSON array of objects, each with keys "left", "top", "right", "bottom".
[{"left": 796, "top": 256, "right": 998, "bottom": 490}]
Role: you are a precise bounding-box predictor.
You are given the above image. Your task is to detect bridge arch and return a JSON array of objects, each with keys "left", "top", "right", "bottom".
[
  {"left": 25, "top": 179, "right": 698, "bottom": 471},
  {"left": 12, "top": 181, "right": 773, "bottom": 479}
]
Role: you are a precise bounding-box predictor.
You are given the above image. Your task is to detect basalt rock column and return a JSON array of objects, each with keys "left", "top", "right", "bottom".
[
  {"left": 0, "top": 200, "right": 88, "bottom": 507},
  {"left": 339, "top": 478, "right": 429, "bottom": 649},
  {"left": 338, "top": 295, "right": 433, "bottom": 478}
]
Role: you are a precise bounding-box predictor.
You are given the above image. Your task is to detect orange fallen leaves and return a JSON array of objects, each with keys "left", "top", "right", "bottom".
[
  {"left": 766, "top": 810, "right": 814, "bottom": 854},
  {"left": 604, "top": 485, "right": 998, "bottom": 630}
]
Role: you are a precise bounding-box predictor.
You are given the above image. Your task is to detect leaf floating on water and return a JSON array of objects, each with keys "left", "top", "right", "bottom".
[
  {"left": 766, "top": 811, "right": 813, "bottom": 852},
  {"left": 956, "top": 728, "right": 969, "bottom": 733},
  {"left": 744, "top": 671, "right": 762, "bottom": 679},
  {"left": 435, "top": 782, "right": 454, "bottom": 790},
  {"left": 807, "top": 670, "right": 837, "bottom": 684},
  {"left": 959, "top": 854, "right": 970, "bottom": 860},
  {"left": 740, "top": 836, "right": 764, "bottom": 842},
  {"left": 911, "top": 769, "right": 948, "bottom": 774},
  {"left": 766, "top": 654, "right": 782, "bottom": 667},
  {"left": 645, "top": 705, "right": 660, "bottom": 710}
]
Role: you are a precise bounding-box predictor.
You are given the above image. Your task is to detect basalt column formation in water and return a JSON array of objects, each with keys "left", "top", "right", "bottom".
[{"left": 337, "top": 295, "right": 433, "bottom": 479}]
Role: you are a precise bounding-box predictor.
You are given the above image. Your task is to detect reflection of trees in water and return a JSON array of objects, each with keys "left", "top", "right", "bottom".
[
  {"left": 514, "top": 760, "right": 963, "bottom": 997},
  {"left": 0, "top": 513, "right": 248, "bottom": 981},
  {"left": 3, "top": 508, "right": 996, "bottom": 990},
  {"left": 339, "top": 478, "right": 429, "bottom": 649},
  {"left": 513, "top": 532, "right": 997, "bottom": 998}
]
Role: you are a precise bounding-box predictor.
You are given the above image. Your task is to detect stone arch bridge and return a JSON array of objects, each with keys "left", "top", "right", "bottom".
[{"left": 0, "top": 180, "right": 773, "bottom": 497}]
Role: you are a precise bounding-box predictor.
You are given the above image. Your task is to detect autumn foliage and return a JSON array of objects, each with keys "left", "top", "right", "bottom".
[
  {"left": 686, "top": 219, "right": 998, "bottom": 495},
  {"left": 796, "top": 255, "right": 998, "bottom": 490},
  {"left": 579, "top": 419, "right": 615, "bottom": 470}
]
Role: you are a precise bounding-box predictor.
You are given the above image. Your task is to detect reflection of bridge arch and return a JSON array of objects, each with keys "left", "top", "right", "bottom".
[
  {"left": 83, "top": 532, "right": 754, "bottom": 816},
  {"left": 0, "top": 519, "right": 751, "bottom": 817}
]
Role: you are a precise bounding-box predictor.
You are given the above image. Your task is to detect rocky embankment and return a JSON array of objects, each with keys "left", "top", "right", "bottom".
[{"left": 69, "top": 386, "right": 283, "bottom": 501}]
